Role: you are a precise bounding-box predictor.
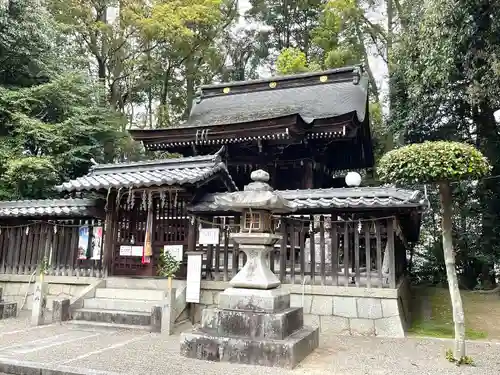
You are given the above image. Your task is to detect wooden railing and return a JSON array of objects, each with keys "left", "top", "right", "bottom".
[
  {"left": 195, "top": 215, "right": 403, "bottom": 288},
  {"left": 0, "top": 219, "right": 104, "bottom": 277}
]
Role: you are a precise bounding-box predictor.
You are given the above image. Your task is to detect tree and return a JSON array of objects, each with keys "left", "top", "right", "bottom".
[
  {"left": 0, "top": 1, "right": 127, "bottom": 199},
  {"left": 391, "top": 0, "right": 500, "bottom": 288},
  {"left": 245, "top": 0, "right": 325, "bottom": 70},
  {"left": 378, "top": 141, "right": 491, "bottom": 362},
  {"left": 275, "top": 47, "right": 309, "bottom": 75}
]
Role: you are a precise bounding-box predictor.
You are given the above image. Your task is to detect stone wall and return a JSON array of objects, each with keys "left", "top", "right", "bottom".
[
  {"left": 195, "top": 280, "right": 411, "bottom": 338},
  {"left": 0, "top": 275, "right": 96, "bottom": 312}
]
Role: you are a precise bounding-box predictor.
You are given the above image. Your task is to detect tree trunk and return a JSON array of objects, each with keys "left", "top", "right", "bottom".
[{"left": 439, "top": 181, "right": 466, "bottom": 360}]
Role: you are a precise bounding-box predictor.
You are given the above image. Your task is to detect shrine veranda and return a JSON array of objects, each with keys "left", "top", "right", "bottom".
[{"left": 0, "top": 66, "right": 426, "bottom": 337}]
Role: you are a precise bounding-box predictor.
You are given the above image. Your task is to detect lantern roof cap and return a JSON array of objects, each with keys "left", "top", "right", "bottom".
[{"left": 213, "top": 169, "right": 296, "bottom": 213}]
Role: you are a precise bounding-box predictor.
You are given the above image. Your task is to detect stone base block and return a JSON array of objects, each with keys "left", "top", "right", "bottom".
[
  {"left": 180, "top": 325, "right": 319, "bottom": 369},
  {"left": 218, "top": 287, "right": 290, "bottom": 312},
  {"left": 201, "top": 307, "right": 303, "bottom": 340},
  {"left": 52, "top": 299, "right": 70, "bottom": 323},
  {"left": 0, "top": 302, "right": 17, "bottom": 319}
]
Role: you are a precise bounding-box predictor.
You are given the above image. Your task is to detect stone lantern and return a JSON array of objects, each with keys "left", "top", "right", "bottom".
[
  {"left": 180, "top": 170, "right": 319, "bottom": 369},
  {"left": 212, "top": 169, "right": 295, "bottom": 290}
]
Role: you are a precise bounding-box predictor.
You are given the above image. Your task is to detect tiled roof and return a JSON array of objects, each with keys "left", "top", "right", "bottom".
[
  {"left": 55, "top": 149, "right": 237, "bottom": 193},
  {"left": 0, "top": 199, "right": 98, "bottom": 218},
  {"left": 184, "top": 66, "right": 368, "bottom": 127},
  {"left": 189, "top": 187, "right": 426, "bottom": 213}
]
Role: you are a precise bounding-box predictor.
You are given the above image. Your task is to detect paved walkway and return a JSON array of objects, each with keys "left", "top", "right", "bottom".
[{"left": 0, "top": 313, "right": 498, "bottom": 375}]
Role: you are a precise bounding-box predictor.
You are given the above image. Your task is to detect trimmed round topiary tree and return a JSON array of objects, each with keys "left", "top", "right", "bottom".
[{"left": 378, "top": 141, "right": 490, "bottom": 363}]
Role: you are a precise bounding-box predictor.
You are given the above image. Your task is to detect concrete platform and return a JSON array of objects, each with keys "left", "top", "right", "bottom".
[{"left": 0, "top": 312, "right": 498, "bottom": 375}]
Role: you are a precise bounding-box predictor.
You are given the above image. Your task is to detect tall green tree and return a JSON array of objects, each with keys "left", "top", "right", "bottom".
[
  {"left": 379, "top": 141, "right": 490, "bottom": 363},
  {"left": 245, "top": 0, "right": 325, "bottom": 69},
  {"left": 0, "top": 1, "right": 126, "bottom": 199},
  {"left": 391, "top": 0, "right": 500, "bottom": 288}
]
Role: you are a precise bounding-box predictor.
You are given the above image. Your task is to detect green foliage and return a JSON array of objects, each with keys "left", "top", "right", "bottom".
[
  {"left": 446, "top": 349, "right": 474, "bottom": 366},
  {"left": 39, "top": 256, "right": 49, "bottom": 276},
  {"left": 276, "top": 48, "right": 309, "bottom": 75},
  {"left": 0, "top": 2, "right": 127, "bottom": 200},
  {"left": 0, "top": 1, "right": 58, "bottom": 86},
  {"left": 157, "top": 251, "right": 181, "bottom": 278},
  {"left": 246, "top": 0, "right": 324, "bottom": 64},
  {"left": 378, "top": 141, "right": 491, "bottom": 185}
]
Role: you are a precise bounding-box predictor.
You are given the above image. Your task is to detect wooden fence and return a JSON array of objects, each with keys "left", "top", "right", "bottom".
[
  {"left": 196, "top": 215, "right": 404, "bottom": 288},
  {"left": 0, "top": 219, "right": 104, "bottom": 277},
  {"left": 0, "top": 213, "right": 407, "bottom": 289}
]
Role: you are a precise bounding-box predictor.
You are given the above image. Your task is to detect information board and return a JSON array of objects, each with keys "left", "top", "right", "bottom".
[
  {"left": 185, "top": 252, "right": 203, "bottom": 303},
  {"left": 198, "top": 228, "right": 220, "bottom": 245},
  {"left": 164, "top": 245, "right": 183, "bottom": 262}
]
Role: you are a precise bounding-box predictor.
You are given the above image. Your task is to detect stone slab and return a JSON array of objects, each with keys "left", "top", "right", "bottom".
[
  {"left": 201, "top": 307, "right": 303, "bottom": 340},
  {"left": 374, "top": 316, "right": 405, "bottom": 338},
  {"left": 180, "top": 325, "right": 319, "bottom": 369},
  {"left": 357, "top": 297, "right": 382, "bottom": 319},
  {"left": 72, "top": 309, "right": 151, "bottom": 326},
  {"left": 0, "top": 301, "right": 17, "bottom": 319},
  {"left": 218, "top": 287, "right": 290, "bottom": 312},
  {"left": 0, "top": 357, "right": 121, "bottom": 375}
]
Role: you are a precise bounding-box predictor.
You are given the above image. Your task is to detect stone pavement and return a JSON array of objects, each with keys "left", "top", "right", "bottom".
[{"left": 0, "top": 313, "right": 498, "bottom": 375}]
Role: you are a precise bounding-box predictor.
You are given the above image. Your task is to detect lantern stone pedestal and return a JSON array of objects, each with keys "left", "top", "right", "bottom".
[{"left": 180, "top": 170, "right": 319, "bottom": 369}]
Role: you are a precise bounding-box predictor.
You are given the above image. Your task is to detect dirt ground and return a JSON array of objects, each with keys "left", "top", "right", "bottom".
[{"left": 410, "top": 286, "right": 500, "bottom": 340}]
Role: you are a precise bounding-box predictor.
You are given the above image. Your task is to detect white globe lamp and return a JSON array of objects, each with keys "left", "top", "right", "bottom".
[{"left": 345, "top": 172, "right": 362, "bottom": 187}]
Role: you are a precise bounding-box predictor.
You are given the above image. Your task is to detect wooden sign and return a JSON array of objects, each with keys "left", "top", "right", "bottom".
[
  {"left": 186, "top": 252, "right": 202, "bottom": 303},
  {"left": 164, "top": 245, "right": 183, "bottom": 262},
  {"left": 198, "top": 228, "right": 220, "bottom": 245}
]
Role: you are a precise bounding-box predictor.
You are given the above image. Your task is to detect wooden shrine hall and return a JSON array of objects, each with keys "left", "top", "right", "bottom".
[
  {"left": 0, "top": 66, "right": 426, "bottom": 290},
  {"left": 129, "top": 65, "right": 374, "bottom": 190}
]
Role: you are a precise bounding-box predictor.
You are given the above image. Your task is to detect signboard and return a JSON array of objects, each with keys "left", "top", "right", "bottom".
[
  {"left": 91, "top": 226, "right": 103, "bottom": 260},
  {"left": 198, "top": 228, "right": 220, "bottom": 245},
  {"left": 119, "top": 246, "right": 132, "bottom": 256},
  {"left": 78, "top": 226, "right": 89, "bottom": 260},
  {"left": 131, "top": 246, "right": 144, "bottom": 257},
  {"left": 164, "top": 245, "right": 183, "bottom": 262},
  {"left": 186, "top": 252, "right": 202, "bottom": 303}
]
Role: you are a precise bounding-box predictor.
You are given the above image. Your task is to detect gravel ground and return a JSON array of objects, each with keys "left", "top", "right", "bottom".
[{"left": 0, "top": 313, "right": 498, "bottom": 375}]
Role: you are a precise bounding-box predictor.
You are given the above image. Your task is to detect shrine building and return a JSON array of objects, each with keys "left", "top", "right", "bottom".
[{"left": 0, "top": 66, "right": 426, "bottom": 337}]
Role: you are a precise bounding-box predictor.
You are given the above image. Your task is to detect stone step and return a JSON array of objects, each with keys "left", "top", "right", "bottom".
[
  {"left": 73, "top": 308, "right": 151, "bottom": 326},
  {"left": 201, "top": 307, "right": 303, "bottom": 340},
  {"left": 105, "top": 277, "right": 182, "bottom": 291},
  {"left": 66, "top": 320, "right": 152, "bottom": 332},
  {"left": 95, "top": 288, "right": 165, "bottom": 301},
  {"left": 83, "top": 298, "right": 159, "bottom": 313}
]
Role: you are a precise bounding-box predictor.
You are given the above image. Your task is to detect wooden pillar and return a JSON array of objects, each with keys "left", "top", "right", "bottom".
[
  {"left": 102, "top": 191, "right": 117, "bottom": 278},
  {"left": 302, "top": 160, "right": 314, "bottom": 189}
]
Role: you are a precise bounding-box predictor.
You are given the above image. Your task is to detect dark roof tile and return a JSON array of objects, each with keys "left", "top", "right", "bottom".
[
  {"left": 184, "top": 66, "right": 368, "bottom": 127},
  {"left": 0, "top": 199, "right": 98, "bottom": 218},
  {"left": 55, "top": 148, "right": 237, "bottom": 193}
]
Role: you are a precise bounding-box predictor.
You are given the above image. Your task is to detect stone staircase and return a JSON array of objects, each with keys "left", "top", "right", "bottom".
[{"left": 67, "top": 278, "right": 187, "bottom": 332}]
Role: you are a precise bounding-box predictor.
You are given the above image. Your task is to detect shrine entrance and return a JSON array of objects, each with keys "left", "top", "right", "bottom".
[{"left": 111, "top": 190, "right": 190, "bottom": 277}]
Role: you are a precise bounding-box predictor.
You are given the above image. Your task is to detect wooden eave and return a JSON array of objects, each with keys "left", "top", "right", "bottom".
[{"left": 130, "top": 113, "right": 360, "bottom": 152}]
